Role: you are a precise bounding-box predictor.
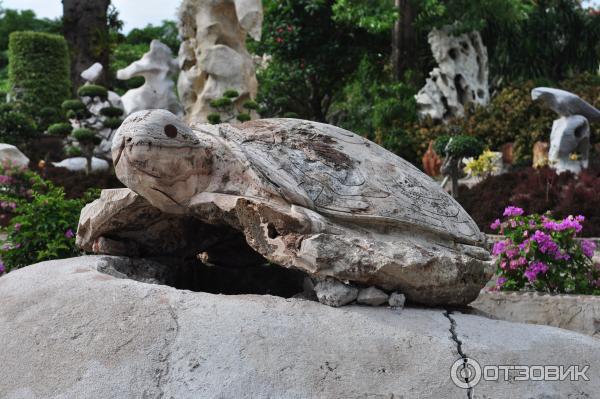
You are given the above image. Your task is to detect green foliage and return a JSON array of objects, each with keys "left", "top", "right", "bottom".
[
  {"left": 207, "top": 113, "right": 221, "bottom": 124},
  {"left": 283, "top": 112, "right": 299, "bottom": 118},
  {"left": 254, "top": 0, "right": 389, "bottom": 121},
  {"left": 124, "top": 21, "right": 179, "bottom": 53},
  {"left": 415, "top": 0, "right": 532, "bottom": 33},
  {"left": 487, "top": 0, "right": 600, "bottom": 80},
  {"left": 0, "top": 102, "right": 37, "bottom": 145},
  {"left": 210, "top": 97, "right": 233, "bottom": 108},
  {"left": 8, "top": 31, "right": 70, "bottom": 129},
  {"left": 65, "top": 145, "right": 82, "bottom": 157},
  {"left": 332, "top": 0, "right": 398, "bottom": 33},
  {"left": 72, "top": 128, "right": 100, "bottom": 144},
  {"left": 61, "top": 99, "right": 86, "bottom": 112},
  {"left": 434, "top": 135, "right": 484, "bottom": 158},
  {"left": 103, "top": 117, "right": 122, "bottom": 129},
  {"left": 236, "top": 113, "right": 251, "bottom": 122},
  {"left": 243, "top": 100, "right": 259, "bottom": 110},
  {"left": 46, "top": 122, "right": 72, "bottom": 136},
  {"left": 223, "top": 89, "right": 240, "bottom": 98},
  {"left": 0, "top": 182, "right": 99, "bottom": 272},
  {"left": 77, "top": 84, "right": 108, "bottom": 100},
  {"left": 99, "top": 106, "right": 123, "bottom": 117}
]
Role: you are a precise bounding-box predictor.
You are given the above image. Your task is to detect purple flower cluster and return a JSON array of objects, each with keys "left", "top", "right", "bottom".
[
  {"left": 524, "top": 261, "right": 549, "bottom": 282},
  {"left": 542, "top": 215, "right": 584, "bottom": 234},
  {"left": 0, "top": 261, "right": 4, "bottom": 274},
  {"left": 0, "top": 175, "right": 13, "bottom": 185},
  {"left": 582, "top": 240, "right": 596, "bottom": 258},
  {"left": 503, "top": 206, "right": 524, "bottom": 217},
  {"left": 65, "top": 229, "right": 75, "bottom": 239},
  {"left": 0, "top": 201, "right": 17, "bottom": 210}
]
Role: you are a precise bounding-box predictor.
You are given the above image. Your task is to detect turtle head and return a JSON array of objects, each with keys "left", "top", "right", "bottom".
[{"left": 112, "top": 109, "right": 214, "bottom": 213}]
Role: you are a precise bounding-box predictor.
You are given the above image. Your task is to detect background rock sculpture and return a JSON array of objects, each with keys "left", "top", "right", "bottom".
[
  {"left": 416, "top": 26, "right": 490, "bottom": 121},
  {"left": 117, "top": 40, "right": 182, "bottom": 117},
  {"left": 532, "top": 87, "right": 599, "bottom": 174},
  {"left": 77, "top": 63, "right": 124, "bottom": 157},
  {"left": 78, "top": 110, "right": 493, "bottom": 307},
  {"left": 177, "top": 0, "right": 262, "bottom": 123}
]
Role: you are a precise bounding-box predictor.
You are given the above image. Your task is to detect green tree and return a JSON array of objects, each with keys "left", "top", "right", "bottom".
[{"left": 253, "top": 0, "right": 389, "bottom": 121}]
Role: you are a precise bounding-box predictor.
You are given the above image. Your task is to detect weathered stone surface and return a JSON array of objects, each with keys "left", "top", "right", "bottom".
[
  {"left": 357, "top": 286, "right": 388, "bottom": 306},
  {"left": 416, "top": 26, "right": 489, "bottom": 122},
  {"left": 532, "top": 87, "right": 599, "bottom": 174},
  {"left": 388, "top": 292, "right": 406, "bottom": 308},
  {"left": 1, "top": 256, "right": 599, "bottom": 399},
  {"left": 177, "top": 0, "right": 261, "bottom": 123},
  {"left": 117, "top": 40, "right": 181, "bottom": 117},
  {"left": 80, "top": 62, "right": 103, "bottom": 83},
  {"left": 314, "top": 278, "right": 358, "bottom": 307},
  {"left": 84, "top": 110, "right": 494, "bottom": 306},
  {"left": 0, "top": 144, "right": 29, "bottom": 168},
  {"left": 472, "top": 290, "right": 600, "bottom": 338}
]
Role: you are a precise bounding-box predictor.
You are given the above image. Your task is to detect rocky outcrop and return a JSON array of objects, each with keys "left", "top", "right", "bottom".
[
  {"left": 0, "top": 256, "right": 599, "bottom": 399},
  {"left": 177, "top": 0, "right": 262, "bottom": 123},
  {"left": 116, "top": 40, "right": 182, "bottom": 117},
  {"left": 416, "top": 26, "right": 489, "bottom": 121},
  {"left": 472, "top": 290, "right": 600, "bottom": 338},
  {"left": 0, "top": 144, "right": 29, "bottom": 168}
]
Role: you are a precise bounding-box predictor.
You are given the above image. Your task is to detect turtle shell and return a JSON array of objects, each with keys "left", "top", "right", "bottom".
[{"left": 213, "top": 119, "right": 484, "bottom": 245}]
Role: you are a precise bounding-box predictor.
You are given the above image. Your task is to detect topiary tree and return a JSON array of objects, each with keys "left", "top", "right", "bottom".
[
  {"left": 207, "top": 89, "right": 257, "bottom": 124},
  {"left": 435, "top": 134, "right": 483, "bottom": 199},
  {"left": 59, "top": 82, "right": 123, "bottom": 174},
  {"left": 8, "top": 31, "right": 71, "bottom": 130}
]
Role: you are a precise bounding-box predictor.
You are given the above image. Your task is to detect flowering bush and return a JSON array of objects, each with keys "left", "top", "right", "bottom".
[
  {"left": 463, "top": 150, "right": 502, "bottom": 178},
  {"left": 0, "top": 176, "right": 99, "bottom": 273},
  {"left": 491, "top": 206, "right": 600, "bottom": 294},
  {"left": 0, "top": 161, "right": 46, "bottom": 226}
]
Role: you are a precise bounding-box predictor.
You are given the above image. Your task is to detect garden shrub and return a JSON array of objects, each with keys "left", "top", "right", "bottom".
[
  {"left": 0, "top": 185, "right": 99, "bottom": 272},
  {"left": 490, "top": 206, "right": 599, "bottom": 294},
  {"left": 0, "top": 102, "right": 37, "bottom": 145},
  {"left": 8, "top": 31, "right": 71, "bottom": 129},
  {"left": 459, "top": 165, "right": 600, "bottom": 237},
  {"left": 46, "top": 122, "right": 72, "bottom": 136},
  {"left": 0, "top": 161, "right": 46, "bottom": 227},
  {"left": 77, "top": 84, "right": 108, "bottom": 100}
]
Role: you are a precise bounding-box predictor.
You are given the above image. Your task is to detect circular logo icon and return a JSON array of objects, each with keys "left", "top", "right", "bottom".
[{"left": 450, "top": 357, "right": 482, "bottom": 389}]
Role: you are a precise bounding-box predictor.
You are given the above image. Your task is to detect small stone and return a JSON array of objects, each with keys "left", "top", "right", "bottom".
[
  {"left": 314, "top": 278, "right": 358, "bottom": 307},
  {"left": 388, "top": 292, "right": 406, "bottom": 308},
  {"left": 357, "top": 287, "right": 388, "bottom": 306}
]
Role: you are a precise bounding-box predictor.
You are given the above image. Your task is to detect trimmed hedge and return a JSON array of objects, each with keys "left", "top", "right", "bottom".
[{"left": 8, "top": 31, "right": 71, "bottom": 129}]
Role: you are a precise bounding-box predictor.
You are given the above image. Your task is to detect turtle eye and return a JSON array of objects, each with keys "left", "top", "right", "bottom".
[{"left": 164, "top": 124, "right": 178, "bottom": 138}]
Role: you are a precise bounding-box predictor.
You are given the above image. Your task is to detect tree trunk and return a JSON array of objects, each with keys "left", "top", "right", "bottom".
[
  {"left": 62, "top": 0, "right": 110, "bottom": 91},
  {"left": 392, "top": 0, "right": 417, "bottom": 81}
]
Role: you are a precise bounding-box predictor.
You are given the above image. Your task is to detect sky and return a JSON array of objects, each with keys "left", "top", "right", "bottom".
[
  {"left": 2, "top": 0, "right": 599, "bottom": 33},
  {"left": 1, "top": 0, "right": 178, "bottom": 32}
]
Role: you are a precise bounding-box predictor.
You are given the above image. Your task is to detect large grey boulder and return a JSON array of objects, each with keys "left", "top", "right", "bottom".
[
  {"left": 0, "top": 143, "right": 29, "bottom": 168},
  {"left": 0, "top": 256, "right": 599, "bottom": 399}
]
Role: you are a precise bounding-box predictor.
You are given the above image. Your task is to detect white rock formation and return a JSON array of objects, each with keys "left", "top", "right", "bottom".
[
  {"left": 52, "top": 157, "right": 110, "bottom": 172},
  {"left": 77, "top": 63, "right": 125, "bottom": 157},
  {"left": 0, "top": 144, "right": 29, "bottom": 168},
  {"left": 531, "top": 87, "right": 599, "bottom": 174},
  {"left": 80, "top": 62, "right": 104, "bottom": 83},
  {"left": 0, "top": 256, "right": 599, "bottom": 398},
  {"left": 177, "top": 0, "right": 262, "bottom": 123},
  {"left": 416, "top": 26, "right": 490, "bottom": 121},
  {"left": 117, "top": 40, "right": 182, "bottom": 116},
  {"left": 314, "top": 279, "right": 358, "bottom": 307},
  {"left": 357, "top": 286, "right": 389, "bottom": 306}
]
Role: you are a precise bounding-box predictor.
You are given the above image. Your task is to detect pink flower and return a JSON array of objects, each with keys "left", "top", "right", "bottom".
[
  {"left": 524, "top": 261, "right": 548, "bottom": 282},
  {"left": 496, "top": 277, "right": 508, "bottom": 287},
  {"left": 503, "top": 206, "right": 524, "bottom": 217},
  {"left": 582, "top": 240, "right": 596, "bottom": 258},
  {"left": 13, "top": 223, "right": 21, "bottom": 231},
  {"left": 65, "top": 229, "right": 75, "bottom": 239},
  {"left": 490, "top": 219, "right": 501, "bottom": 230}
]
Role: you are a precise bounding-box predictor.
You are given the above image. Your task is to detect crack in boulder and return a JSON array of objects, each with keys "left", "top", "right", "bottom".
[{"left": 444, "top": 310, "right": 473, "bottom": 399}]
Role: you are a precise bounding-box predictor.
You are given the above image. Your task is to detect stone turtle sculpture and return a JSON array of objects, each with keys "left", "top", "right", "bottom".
[{"left": 78, "top": 110, "right": 492, "bottom": 306}]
